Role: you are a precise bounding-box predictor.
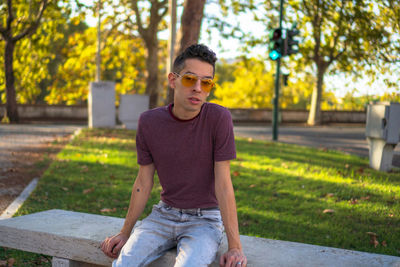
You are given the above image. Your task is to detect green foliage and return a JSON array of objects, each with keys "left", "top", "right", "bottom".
[
  {"left": 46, "top": 26, "right": 147, "bottom": 105},
  {"left": 211, "top": 57, "right": 315, "bottom": 109},
  {"left": 1, "top": 128, "right": 399, "bottom": 265},
  {"left": 212, "top": 58, "right": 275, "bottom": 108},
  {"left": 0, "top": 1, "right": 69, "bottom": 104},
  {"left": 233, "top": 137, "right": 399, "bottom": 256}
]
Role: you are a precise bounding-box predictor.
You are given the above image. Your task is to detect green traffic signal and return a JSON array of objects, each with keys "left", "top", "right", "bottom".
[
  {"left": 269, "top": 50, "right": 281, "bottom": 61},
  {"left": 269, "top": 28, "right": 283, "bottom": 61}
]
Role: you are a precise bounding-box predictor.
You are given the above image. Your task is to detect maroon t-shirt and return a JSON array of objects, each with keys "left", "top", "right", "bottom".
[{"left": 136, "top": 102, "right": 236, "bottom": 209}]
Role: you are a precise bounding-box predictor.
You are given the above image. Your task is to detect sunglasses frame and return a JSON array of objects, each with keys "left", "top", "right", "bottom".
[{"left": 173, "top": 72, "right": 215, "bottom": 93}]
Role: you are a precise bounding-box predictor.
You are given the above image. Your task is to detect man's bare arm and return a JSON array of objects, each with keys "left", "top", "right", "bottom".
[
  {"left": 214, "top": 160, "right": 247, "bottom": 267},
  {"left": 101, "top": 163, "right": 155, "bottom": 258}
]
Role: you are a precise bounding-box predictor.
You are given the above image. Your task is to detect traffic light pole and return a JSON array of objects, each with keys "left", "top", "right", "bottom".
[{"left": 272, "top": 0, "right": 284, "bottom": 141}]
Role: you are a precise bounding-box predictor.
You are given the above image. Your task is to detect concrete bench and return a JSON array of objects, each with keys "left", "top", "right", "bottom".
[{"left": 0, "top": 209, "right": 399, "bottom": 267}]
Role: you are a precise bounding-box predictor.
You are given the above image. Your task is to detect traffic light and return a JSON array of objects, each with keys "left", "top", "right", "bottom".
[
  {"left": 284, "top": 28, "right": 300, "bottom": 56},
  {"left": 282, "top": 74, "right": 289, "bottom": 86},
  {"left": 269, "top": 28, "right": 283, "bottom": 61}
]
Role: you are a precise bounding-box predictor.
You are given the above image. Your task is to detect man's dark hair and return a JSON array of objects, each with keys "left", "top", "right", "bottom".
[{"left": 173, "top": 44, "right": 217, "bottom": 76}]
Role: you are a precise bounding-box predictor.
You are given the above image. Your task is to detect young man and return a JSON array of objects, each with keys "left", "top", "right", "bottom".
[{"left": 101, "top": 44, "right": 247, "bottom": 267}]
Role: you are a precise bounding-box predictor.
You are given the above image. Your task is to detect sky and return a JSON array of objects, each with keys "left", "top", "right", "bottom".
[{"left": 83, "top": 1, "right": 398, "bottom": 99}]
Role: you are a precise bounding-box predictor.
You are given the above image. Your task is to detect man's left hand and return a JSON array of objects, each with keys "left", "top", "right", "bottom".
[{"left": 219, "top": 248, "right": 247, "bottom": 267}]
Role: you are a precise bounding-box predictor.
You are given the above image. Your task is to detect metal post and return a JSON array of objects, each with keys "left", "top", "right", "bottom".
[
  {"left": 272, "top": 0, "right": 284, "bottom": 141},
  {"left": 96, "top": 0, "right": 101, "bottom": 82},
  {"left": 166, "top": 0, "right": 177, "bottom": 104},
  {"left": 167, "top": 0, "right": 177, "bottom": 75}
]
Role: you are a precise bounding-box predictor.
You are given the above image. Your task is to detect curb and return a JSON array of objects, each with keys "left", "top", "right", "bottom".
[{"left": 0, "top": 178, "right": 38, "bottom": 219}]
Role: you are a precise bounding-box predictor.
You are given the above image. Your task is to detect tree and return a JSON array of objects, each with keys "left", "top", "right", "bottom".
[
  {"left": 174, "top": 0, "right": 206, "bottom": 55},
  {"left": 291, "top": 0, "right": 393, "bottom": 125},
  {"left": 46, "top": 27, "right": 147, "bottom": 105},
  {"left": 379, "top": 0, "right": 400, "bottom": 63},
  {"left": 166, "top": 0, "right": 207, "bottom": 103},
  {"left": 128, "top": 0, "right": 168, "bottom": 108},
  {"left": 211, "top": 57, "right": 315, "bottom": 109},
  {"left": 211, "top": 58, "right": 275, "bottom": 108},
  {"left": 0, "top": 2, "right": 71, "bottom": 106},
  {"left": 0, "top": 0, "right": 48, "bottom": 122}
]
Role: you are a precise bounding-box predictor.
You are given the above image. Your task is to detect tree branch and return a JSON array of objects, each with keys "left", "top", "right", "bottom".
[
  {"left": 131, "top": 0, "right": 147, "bottom": 39},
  {"left": 159, "top": 0, "right": 168, "bottom": 18},
  {"left": 100, "top": 19, "right": 128, "bottom": 51},
  {"left": 328, "top": 0, "right": 345, "bottom": 62},
  {"left": 6, "top": 0, "right": 14, "bottom": 33},
  {"left": 12, "top": 0, "right": 48, "bottom": 42}
]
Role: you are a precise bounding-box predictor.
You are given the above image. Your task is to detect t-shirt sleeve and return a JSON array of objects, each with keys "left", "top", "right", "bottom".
[
  {"left": 214, "top": 108, "right": 236, "bottom": 161},
  {"left": 136, "top": 114, "right": 153, "bottom": 165}
]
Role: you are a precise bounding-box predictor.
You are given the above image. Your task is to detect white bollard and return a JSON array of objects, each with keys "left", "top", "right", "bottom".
[
  {"left": 118, "top": 94, "right": 149, "bottom": 130},
  {"left": 88, "top": 82, "right": 116, "bottom": 128}
]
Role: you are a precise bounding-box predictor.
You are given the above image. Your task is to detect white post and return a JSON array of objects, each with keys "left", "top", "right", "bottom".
[{"left": 88, "top": 82, "right": 116, "bottom": 128}]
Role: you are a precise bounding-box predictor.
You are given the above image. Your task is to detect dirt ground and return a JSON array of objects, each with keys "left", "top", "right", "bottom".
[{"left": 0, "top": 136, "right": 69, "bottom": 215}]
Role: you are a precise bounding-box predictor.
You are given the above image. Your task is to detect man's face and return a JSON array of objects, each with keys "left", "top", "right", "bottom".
[{"left": 168, "top": 58, "right": 214, "bottom": 119}]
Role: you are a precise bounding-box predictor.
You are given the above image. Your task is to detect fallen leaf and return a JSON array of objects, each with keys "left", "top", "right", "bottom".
[
  {"left": 83, "top": 188, "right": 94, "bottom": 194},
  {"left": 100, "top": 208, "right": 116, "bottom": 213},
  {"left": 367, "top": 232, "right": 379, "bottom": 248},
  {"left": 249, "top": 184, "right": 256, "bottom": 188},
  {"left": 62, "top": 187, "right": 68, "bottom": 191},
  {"left": 241, "top": 221, "right": 251, "bottom": 227},
  {"left": 326, "top": 193, "right": 335, "bottom": 198},
  {"left": 233, "top": 171, "right": 240, "bottom": 177},
  {"left": 361, "top": 196, "right": 370, "bottom": 201},
  {"left": 281, "top": 162, "right": 288, "bottom": 168},
  {"left": 323, "top": 209, "right": 335, "bottom": 214},
  {"left": 389, "top": 214, "right": 394, "bottom": 217},
  {"left": 345, "top": 164, "right": 350, "bottom": 168},
  {"left": 357, "top": 167, "right": 364, "bottom": 174},
  {"left": 349, "top": 198, "right": 358, "bottom": 205}
]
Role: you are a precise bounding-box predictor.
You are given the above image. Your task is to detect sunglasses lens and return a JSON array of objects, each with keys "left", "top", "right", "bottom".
[
  {"left": 179, "top": 74, "right": 214, "bottom": 92},
  {"left": 201, "top": 79, "right": 214, "bottom": 92},
  {"left": 181, "top": 74, "right": 198, "bottom": 87}
]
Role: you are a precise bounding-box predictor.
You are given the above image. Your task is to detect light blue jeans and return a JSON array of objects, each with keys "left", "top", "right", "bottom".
[{"left": 113, "top": 201, "right": 224, "bottom": 267}]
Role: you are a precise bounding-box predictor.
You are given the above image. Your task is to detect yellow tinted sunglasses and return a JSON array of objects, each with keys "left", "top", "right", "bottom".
[{"left": 174, "top": 73, "right": 215, "bottom": 93}]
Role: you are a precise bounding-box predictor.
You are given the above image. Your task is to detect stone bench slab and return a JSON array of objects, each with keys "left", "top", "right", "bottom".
[{"left": 0, "top": 209, "right": 399, "bottom": 267}]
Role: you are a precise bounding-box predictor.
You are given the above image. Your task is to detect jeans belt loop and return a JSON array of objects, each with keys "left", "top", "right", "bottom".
[{"left": 196, "top": 208, "right": 202, "bottom": 217}]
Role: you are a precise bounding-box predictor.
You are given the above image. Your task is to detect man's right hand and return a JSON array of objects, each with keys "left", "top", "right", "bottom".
[{"left": 101, "top": 232, "right": 129, "bottom": 259}]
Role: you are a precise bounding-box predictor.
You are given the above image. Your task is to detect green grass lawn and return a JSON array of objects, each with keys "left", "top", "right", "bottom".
[{"left": 1, "top": 128, "right": 399, "bottom": 265}]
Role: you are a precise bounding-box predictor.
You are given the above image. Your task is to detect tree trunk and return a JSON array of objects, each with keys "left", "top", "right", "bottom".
[
  {"left": 145, "top": 39, "right": 159, "bottom": 108},
  {"left": 307, "top": 67, "right": 325, "bottom": 125},
  {"left": 175, "top": 0, "right": 206, "bottom": 55},
  {"left": 4, "top": 39, "right": 19, "bottom": 123},
  {"left": 166, "top": 0, "right": 206, "bottom": 103}
]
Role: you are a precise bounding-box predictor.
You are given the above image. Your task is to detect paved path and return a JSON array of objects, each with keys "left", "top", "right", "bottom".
[
  {"left": 0, "top": 124, "right": 82, "bottom": 213},
  {"left": 0, "top": 124, "right": 81, "bottom": 170},
  {"left": 233, "top": 124, "right": 400, "bottom": 167}
]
